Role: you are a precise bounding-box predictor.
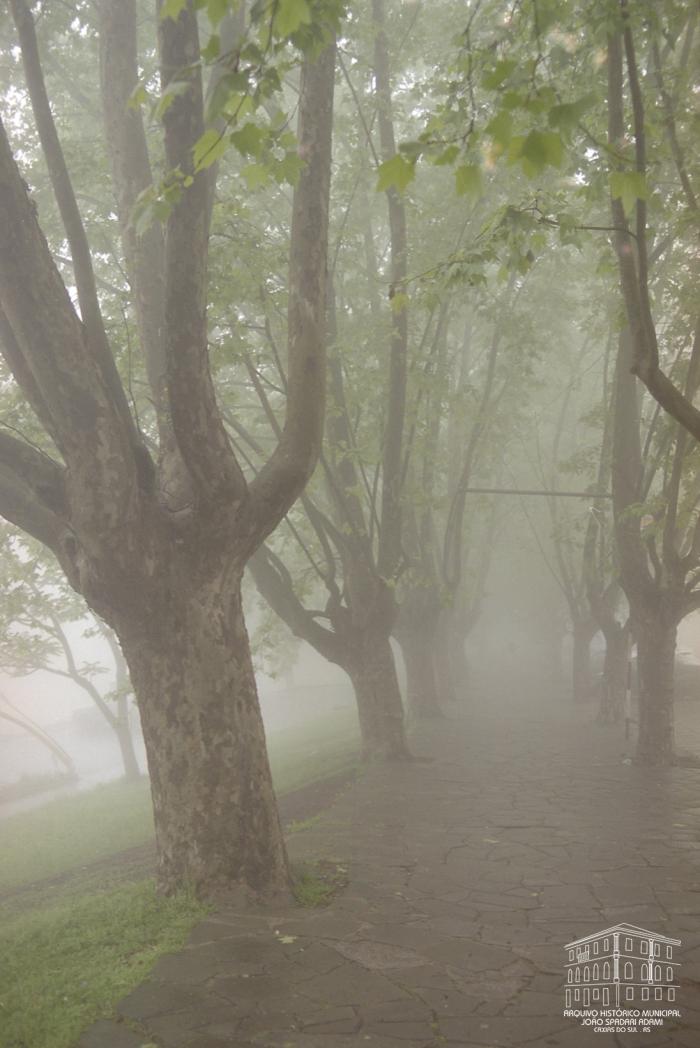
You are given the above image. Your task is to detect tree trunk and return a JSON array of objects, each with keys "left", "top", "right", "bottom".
[
  {"left": 435, "top": 608, "right": 469, "bottom": 704},
  {"left": 572, "top": 620, "right": 595, "bottom": 702},
  {"left": 635, "top": 611, "right": 676, "bottom": 766},
  {"left": 114, "top": 694, "right": 140, "bottom": 781},
  {"left": 346, "top": 633, "right": 409, "bottom": 760},
  {"left": 397, "top": 628, "right": 443, "bottom": 719},
  {"left": 120, "top": 575, "right": 289, "bottom": 898},
  {"left": 598, "top": 625, "right": 629, "bottom": 724}
]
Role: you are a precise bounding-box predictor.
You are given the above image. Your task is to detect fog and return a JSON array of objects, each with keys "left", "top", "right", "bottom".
[{"left": 1, "top": 1, "right": 699, "bottom": 1046}]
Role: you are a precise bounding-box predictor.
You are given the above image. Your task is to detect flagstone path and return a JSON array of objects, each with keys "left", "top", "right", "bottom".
[{"left": 77, "top": 686, "right": 700, "bottom": 1048}]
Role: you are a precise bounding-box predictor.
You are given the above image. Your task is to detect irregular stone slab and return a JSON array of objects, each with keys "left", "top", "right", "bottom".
[
  {"left": 301, "top": 1005, "right": 358, "bottom": 1034},
  {"left": 423, "top": 937, "right": 514, "bottom": 971},
  {"left": 328, "top": 939, "right": 426, "bottom": 970},
  {"left": 76, "top": 702, "right": 700, "bottom": 1048}
]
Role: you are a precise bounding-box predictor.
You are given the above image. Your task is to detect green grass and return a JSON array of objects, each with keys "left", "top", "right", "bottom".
[
  {"left": 267, "top": 707, "right": 360, "bottom": 794},
  {"left": 286, "top": 813, "right": 322, "bottom": 834},
  {"left": 0, "top": 881, "right": 208, "bottom": 1048},
  {"left": 0, "top": 778, "right": 154, "bottom": 894},
  {"left": 0, "top": 707, "right": 359, "bottom": 895},
  {"left": 0, "top": 706, "right": 359, "bottom": 1048},
  {"left": 292, "top": 861, "right": 349, "bottom": 907}
]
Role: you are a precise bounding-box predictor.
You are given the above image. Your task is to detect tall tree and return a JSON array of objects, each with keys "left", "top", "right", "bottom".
[
  {"left": 608, "top": 2, "right": 700, "bottom": 442},
  {"left": 245, "top": 0, "right": 420, "bottom": 757},
  {"left": 0, "top": 0, "right": 336, "bottom": 895}
]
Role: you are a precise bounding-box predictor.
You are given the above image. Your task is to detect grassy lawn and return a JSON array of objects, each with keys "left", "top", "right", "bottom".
[
  {"left": 0, "top": 706, "right": 359, "bottom": 1048},
  {"left": 0, "top": 882, "right": 207, "bottom": 1048},
  {"left": 0, "top": 777, "right": 154, "bottom": 895}
]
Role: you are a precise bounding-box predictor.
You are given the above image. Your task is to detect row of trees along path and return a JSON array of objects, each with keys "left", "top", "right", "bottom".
[{"left": 1, "top": 0, "right": 699, "bottom": 900}]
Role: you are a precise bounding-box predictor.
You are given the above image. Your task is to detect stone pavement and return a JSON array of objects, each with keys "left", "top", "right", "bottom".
[{"left": 78, "top": 688, "right": 700, "bottom": 1048}]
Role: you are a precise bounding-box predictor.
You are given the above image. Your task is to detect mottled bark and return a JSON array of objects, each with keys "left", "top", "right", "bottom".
[{"left": 122, "top": 574, "right": 288, "bottom": 896}]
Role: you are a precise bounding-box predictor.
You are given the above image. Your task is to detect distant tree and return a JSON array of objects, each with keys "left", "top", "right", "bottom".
[
  {"left": 0, "top": 691, "right": 77, "bottom": 782},
  {"left": 0, "top": 531, "right": 141, "bottom": 780}
]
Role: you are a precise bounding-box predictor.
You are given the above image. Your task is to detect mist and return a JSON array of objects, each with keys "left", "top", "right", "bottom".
[{"left": 1, "top": 1, "right": 699, "bottom": 1046}]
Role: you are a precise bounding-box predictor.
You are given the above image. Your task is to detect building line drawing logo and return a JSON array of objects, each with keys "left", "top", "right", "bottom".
[{"left": 564, "top": 922, "right": 680, "bottom": 1010}]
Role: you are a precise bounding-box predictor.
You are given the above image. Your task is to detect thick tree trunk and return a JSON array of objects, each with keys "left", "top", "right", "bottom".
[
  {"left": 572, "top": 620, "right": 596, "bottom": 702},
  {"left": 635, "top": 612, "right": 676, "bottom": 766},
  {"left": 114, "top": 695, "right": 140, "bottom": 781},
  {"left": 346, "top": 633, "right": 408, "bottom": 760},
  {"left": 120, "top": 576, "right": 289, "bottom": 898},
  {"left": 398, "top": 628, "right": 443, "bottom": 719}
]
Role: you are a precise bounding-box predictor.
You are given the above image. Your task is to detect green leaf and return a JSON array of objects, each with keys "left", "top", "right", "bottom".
[
  {"left": 207, "top": 0, "right": 229, "bottom": 25},
  {"left": 192, "top": 128, "right": 228, "bottom": 172},
  {"left": 609, "top": 170, "right": 648, "bottom": 217},
  {"left": 486, "top": 110, "right": 513, "bottom": 149},
  {"left": 433, "top": 144, "right": 459, "bottom": 166},
  {"left": 455, "top": 163, "right": 483, "bottom": 197},
  {"left": 502, "top": 90, "right": 524, "bottom": 110},
  {"left": 514, "top": 129, "right": 564, "bottom": 174},
  {"left": 548, "top": 94, "right": 595, "bottom": 134},
  {"left": 274, "top": 0, "right": 312, "bottom": 38},
  {"left": 390, "top": 291, "right": 409, "bottom": 313},
  {"left": 230, "top": 122, "right": 265, "bottom": 158},
  {"left": 376, "top": 153, "right": 415, "bottom": 193},
  {"left": 275, "top": 151, "right": 305, "bottom": 186},
  {"left": 160, "top": 0, "right": 187, "bottom": 21},
  {"left": 154, "top": 79, "right": 191, "bottom": 120},
  {"left": 128, "top": 83, "right": 149, "bottom": 111},
  {"left": 201, "top": 33, "right": 221, "bottom": 62},
  {"left": 242, "top": 163, "right": 269, "bottom": 190},
  {"left": 482, "top": 59, "right": 517, "bottom": 90}
]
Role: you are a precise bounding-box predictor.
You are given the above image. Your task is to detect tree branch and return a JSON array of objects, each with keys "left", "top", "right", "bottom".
[
  {"left": 9, "top": 0, "right": 140, "bottom": 454},
  {"left": 0, "top": 438, "right": 66, "bottom": 551},
  {"left": 373, "top": 0, "right": 409, "bottom": 579},
  {"left": 248, "top": 544, "right": 347, "bottom": 667},
  {"left": 0, "top": 114, "right": 147, "bottom": 527},
  {"left": 245, "top": 38, "right": 336, "bottom": 544},
  {"left": 159, "top": 0, "right": 247, "bottom": 505}
]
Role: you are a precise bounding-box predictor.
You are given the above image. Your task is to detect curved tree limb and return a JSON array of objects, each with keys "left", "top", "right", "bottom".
[
  {"left": 245, "top": 38, "right": 336, "bottom": 544},
  {"left": 9, "top": 0, "right": 140, "bottom": 455}
]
